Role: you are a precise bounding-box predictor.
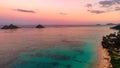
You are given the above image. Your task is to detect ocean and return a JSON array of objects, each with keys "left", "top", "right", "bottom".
[{"left": 0, "top": 26, "right": 115, "bottom": 68}]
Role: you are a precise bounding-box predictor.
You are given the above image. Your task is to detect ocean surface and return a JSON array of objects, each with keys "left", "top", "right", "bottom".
[{"left": 0, "top": 26, "right": 116, "bottom": 68}]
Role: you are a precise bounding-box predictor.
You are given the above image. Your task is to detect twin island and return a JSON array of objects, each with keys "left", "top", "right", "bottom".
[{"left": 1, "top": 24, "right": 45, "bottom": 29}]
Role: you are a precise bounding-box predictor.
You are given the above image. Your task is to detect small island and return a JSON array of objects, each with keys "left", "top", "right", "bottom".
[
  {"left": 110, "top": 25, "right": 120, "bottom": 30},
  {"left": 1, "top": 24, "right": 19, "bottom": 29},
  {"left": 102, "top": 31, "right": 120, "bottom": 68},
  {"left": 36, "top": 24, "right": 45, "bottom": 28}
]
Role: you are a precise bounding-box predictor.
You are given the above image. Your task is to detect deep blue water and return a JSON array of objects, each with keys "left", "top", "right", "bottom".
[{"left": 0, "top": 26, "right": 115, "bottom": 68}]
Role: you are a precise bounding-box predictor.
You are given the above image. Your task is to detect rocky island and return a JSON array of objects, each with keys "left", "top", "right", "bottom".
[
  {"left": 1, "top": 24, "right": 19, "bottom": 29},
  {"left": 102, "top": 31, "right": 120, "bottom": 68},
  {"left": 36, "top": 24, "right": 45, "bottom": 28}
]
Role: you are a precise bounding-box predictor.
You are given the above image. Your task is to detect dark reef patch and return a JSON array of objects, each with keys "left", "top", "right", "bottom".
[
  {"left": 29, "top": 53, "right": 43, "bottom": 57},
  {"left": 72, "top": 49, "right": 84, "bottom": 54},
  {"left": 47, "top": 54, "right": 70, "bottom": 60}
]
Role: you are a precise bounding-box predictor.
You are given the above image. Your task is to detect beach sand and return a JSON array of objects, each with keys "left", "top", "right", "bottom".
[{"left": 94, "top": 45, "right": 112, "bottom": 68}]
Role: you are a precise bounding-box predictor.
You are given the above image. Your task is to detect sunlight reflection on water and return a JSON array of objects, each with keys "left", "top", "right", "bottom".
[{"left": 0, "top": 26, "right": 115, "bottom": 68}]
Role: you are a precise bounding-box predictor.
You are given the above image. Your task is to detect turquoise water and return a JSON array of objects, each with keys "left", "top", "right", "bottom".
[{"left": 0, "top": 26, "right": 115, "bottom": 68}]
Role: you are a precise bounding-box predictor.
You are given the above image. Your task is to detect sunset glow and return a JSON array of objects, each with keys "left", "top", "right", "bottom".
[{"left": 0, "top": 0, "right": 120, "bottom": 25}]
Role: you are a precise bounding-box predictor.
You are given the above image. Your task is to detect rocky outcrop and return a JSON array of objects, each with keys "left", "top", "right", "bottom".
[
  {"left": 36, "top": 24, "right": 45, "bottom": 28},
  {"left": 1, "top": 24, "right": 19, "bottom": 29}
]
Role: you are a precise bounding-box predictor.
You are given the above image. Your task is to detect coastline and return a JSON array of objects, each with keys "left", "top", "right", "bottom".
[{"left": 94, "top": 45, "right": 112, "bottom": 68}]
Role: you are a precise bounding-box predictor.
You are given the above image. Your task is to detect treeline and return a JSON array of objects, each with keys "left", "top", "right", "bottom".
[
  {"left": 102, "top": 31, "right": 120, "bottom": 50},
  {"left": 102, "top": 31, "right": 120, "bottom": 68}
]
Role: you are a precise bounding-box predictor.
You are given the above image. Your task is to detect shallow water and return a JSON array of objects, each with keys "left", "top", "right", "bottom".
[{"left": 0, "top": 26, "right": 115, "bottom": 68}]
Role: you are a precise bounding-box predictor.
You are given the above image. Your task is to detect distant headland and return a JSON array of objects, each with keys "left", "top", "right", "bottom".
[
  {"left": 106, "top": 23, "right": 116, "bottom": 25},
  {"left": 110, "top": 25, "right": 120, "bottom": 30}
]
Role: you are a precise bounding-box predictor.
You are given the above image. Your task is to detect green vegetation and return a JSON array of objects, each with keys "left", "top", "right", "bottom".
[
  {"left": 36, "top": 24, "right": 45, "bottom": 28},
  {"left": 1, "top": 24, "right": 19, "bottom": 29},
  {"left": 109, "top": 51, "right": 120, "bottom": 68},
  {"left": 102, "top": 31, "right": 120, "bottom": 68}
]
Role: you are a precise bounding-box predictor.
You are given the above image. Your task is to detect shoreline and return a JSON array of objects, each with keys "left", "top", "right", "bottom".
[{"left": 94, "top": 45, "right": 112, "bottom": 68}]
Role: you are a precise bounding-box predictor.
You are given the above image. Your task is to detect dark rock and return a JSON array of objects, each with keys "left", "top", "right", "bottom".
[
  {"left": 110, "top": 25, "right": 120, "bottom": 30},
  {"left": 36, "top": 24, "right": 45, "bottom": 28},
  {"left": 1, "top": 24, "right": 19, "bottom": 29},
  {"left": 1, "top": 25, "right": 9, "bottom": 29}
]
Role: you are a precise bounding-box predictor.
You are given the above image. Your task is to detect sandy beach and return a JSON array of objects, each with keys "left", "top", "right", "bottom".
[{"left": 95, "top": 45, "right": 112, "bottom": 68}]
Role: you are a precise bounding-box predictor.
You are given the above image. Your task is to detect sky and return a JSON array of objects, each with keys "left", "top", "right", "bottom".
[{"left": 0, "top": 0, "right": 120, "bottom": 25}]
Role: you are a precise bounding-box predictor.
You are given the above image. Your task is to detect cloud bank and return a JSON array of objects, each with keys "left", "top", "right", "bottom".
[
  {"left": 59, "top": 12, "right": 68, "bottom": 15},
  {"left": 14, "top": 9, "right": 36, "bottom": 13},
  {"left": 88, "top": 10, "right": 105, "bottom": 14},
  {"left": 86, "top": 0, "right": 120, "bottom": 14}
]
